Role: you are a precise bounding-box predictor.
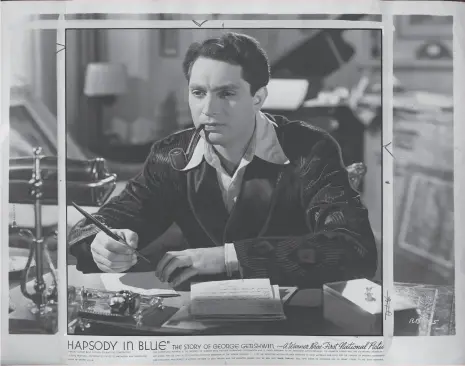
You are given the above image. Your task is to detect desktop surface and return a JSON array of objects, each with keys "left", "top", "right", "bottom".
[{"left": 9, "top": 265, "right": 455, "bottom": 336}]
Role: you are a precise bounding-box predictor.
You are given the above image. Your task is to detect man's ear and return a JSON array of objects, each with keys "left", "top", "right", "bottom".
[{"left": 253, "top": 87, "right": 268, "bottom": 111}]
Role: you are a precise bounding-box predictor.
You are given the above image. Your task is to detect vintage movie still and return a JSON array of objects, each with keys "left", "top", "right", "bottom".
[
  {"left": 64, "top": 21, "right": 385, "bottom": 337},
  {"left": 391, "top": 15, "right": 455, "bottom": 336},
  {"left": 1, "top": 3, "right": 463, "bottom": 366}
]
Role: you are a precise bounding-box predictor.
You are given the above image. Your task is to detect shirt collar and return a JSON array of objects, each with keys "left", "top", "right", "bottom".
[{"left": 181, "top": 111, "right": 289, "bottom": 171}]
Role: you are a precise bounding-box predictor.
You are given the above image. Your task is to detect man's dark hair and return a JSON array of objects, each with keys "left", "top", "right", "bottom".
[{"left": 182, "top": 32, "right": 270, "bottom": 95}]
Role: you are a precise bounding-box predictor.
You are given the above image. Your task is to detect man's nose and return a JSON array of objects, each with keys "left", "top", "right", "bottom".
[{"left": 202, "top": 95, "right": 219, "bottom": 116}]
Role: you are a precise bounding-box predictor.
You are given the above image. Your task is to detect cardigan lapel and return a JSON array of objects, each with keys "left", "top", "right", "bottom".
[
  {"left": 224, "top": 158, "right": 286, "bottom": 242},
  {"left": 186, "top": 120, "right": 293, "bottom": 245},
  {"left": 187, "top": 161, "right": 229, "bottom": 246}
]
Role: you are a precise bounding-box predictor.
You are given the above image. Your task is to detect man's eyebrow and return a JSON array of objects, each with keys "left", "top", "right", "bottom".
[{"left": 189, "top": 83, "right": 240, "bottom": 91}]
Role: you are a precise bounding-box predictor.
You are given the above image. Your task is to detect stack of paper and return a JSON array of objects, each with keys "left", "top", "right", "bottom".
[{"left": 189, "top": 279, "right": 286, "bottom": 322}]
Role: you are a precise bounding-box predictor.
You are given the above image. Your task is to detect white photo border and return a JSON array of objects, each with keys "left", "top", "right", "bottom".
[{"left": 1, "top": 1, "right": 463, "bottom": 364}]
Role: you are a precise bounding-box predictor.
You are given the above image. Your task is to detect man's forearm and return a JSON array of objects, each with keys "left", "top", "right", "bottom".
[
  {"left": 232, "top": 229, "right": 377, "bottom": 288},
  {"left": 69, "top": 235, "right": 101, "bottom": 273},
  {"left": 67, "top": 218, "right": 100, "bottom": 272}
]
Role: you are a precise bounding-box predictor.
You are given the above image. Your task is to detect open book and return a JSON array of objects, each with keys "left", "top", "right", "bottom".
[{"left": 189, "top": 279, "right": 286, "bottom": 321}]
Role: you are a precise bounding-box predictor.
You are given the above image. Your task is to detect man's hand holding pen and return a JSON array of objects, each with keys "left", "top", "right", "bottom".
[
  {"left": 90, "top": 227, "right": 227, "bottom": 286},
  {"left": 91, "top": 229, "right": 139, "bottom": 273}
]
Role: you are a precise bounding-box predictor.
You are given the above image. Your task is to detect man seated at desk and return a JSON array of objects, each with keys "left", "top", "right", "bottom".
[{"left": 68, "top": 32, "right": 377, "bottom": 289}]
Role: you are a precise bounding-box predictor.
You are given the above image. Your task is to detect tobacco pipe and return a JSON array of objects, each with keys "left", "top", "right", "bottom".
[{"left": 168, "top": 125, "right": 205, "bottom": 171}]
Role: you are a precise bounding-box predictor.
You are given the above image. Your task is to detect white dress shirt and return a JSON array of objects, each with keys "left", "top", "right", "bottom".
[{"left": 182, "top": 111, "right": 290, "bottom": 276}]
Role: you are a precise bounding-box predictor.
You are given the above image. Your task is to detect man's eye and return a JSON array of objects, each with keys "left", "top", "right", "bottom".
[
  {"left": 218, "top": 91, "right": 235, "bottom": 98},
  {"left": 191, "top": 90, "right": 205, "bottom": 97}
]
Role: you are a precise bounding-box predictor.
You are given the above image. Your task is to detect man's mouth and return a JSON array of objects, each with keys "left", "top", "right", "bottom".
[{"left": 203, "top": 123, "right": 223, "bottom": 130}]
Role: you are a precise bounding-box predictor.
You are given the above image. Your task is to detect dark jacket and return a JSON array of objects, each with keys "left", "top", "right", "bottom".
[{"left": 68, "top": 114, "right": 377, "bottom": 288}]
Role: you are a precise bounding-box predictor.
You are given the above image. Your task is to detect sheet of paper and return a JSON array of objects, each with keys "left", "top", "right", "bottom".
[
  {"left": 287, "top": 288, "right": 323, "bottom": 307},
  {"left": 272, "top": 285, "right": 281, "bottom": 300},
  {"left": 261, "top": 79, "right": 309, "bottom": 110},
  {"left": 191, "top": 278, "right": 273, "bottom": 300},
  {"left": 190, "top": 280, "right": 284, "bottom": 318},
  {"left": 279, "top": 287, "right": 298, "bottom": 303},
  {"left": 327, "top": 279, "right": 382, "bottom": 314},
  {"left": 100, "top": 272, "right": 178, "bottom": 297},
  {"left": 162, "top": 306, "right": 223, "bottom": 331}
]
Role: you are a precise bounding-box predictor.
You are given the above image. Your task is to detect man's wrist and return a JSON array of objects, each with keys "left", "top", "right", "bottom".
[{"left": 224, "top": 243, "right": 240, "bottom": 277}]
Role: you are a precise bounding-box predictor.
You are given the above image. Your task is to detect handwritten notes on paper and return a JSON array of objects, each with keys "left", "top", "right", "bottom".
[
  {"left": 190, "top": 279, "right": 285, "bottom": 321},
  {"left": 192, "top": 279, "right": 273, "bottom": 300}
]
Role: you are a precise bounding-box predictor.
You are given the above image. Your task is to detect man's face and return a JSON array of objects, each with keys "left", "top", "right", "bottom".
[{"left": 188, "top": 57, "right": 258, "bottom": 147}]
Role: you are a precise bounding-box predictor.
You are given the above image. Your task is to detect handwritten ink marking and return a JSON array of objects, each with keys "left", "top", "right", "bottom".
[
  {"left": 384, "top": 292, "right": 392, "bottom": 320},
  {"left": 192, "top": 20, "right": 208, "bottom": 27},
  {"left": 383, "top": 142, "right": 394, "bottom": 159},
  {"left": 365, "top": 287, "right": 376, "bottom": 302},
  {"left": 409, "top": 317, "right": 439, "bottom": 325},
  {"left": 385, "top": 181, "right": 390, "bottom": 184},
  {"left": 56, "top": 43, "right": 65, "bottom": 54}
]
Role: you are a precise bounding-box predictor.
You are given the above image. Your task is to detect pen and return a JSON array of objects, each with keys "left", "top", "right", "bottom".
[
  {"left": 155, "top": 294, "right": 181, "bottom": 298},
  {"left": 71, "top": 201, "right": 151, "bottom": 264}
]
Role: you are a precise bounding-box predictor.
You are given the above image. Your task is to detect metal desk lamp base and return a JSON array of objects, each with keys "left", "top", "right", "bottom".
[
  {"left": 9, "top": 146, "right": 117, "bottom": 332},
  {"left": 11, "top": 147, "right": 58, "bottom": 320}
]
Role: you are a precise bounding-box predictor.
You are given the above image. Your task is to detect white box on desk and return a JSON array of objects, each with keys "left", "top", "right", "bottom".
[{"left": 323, "top": 279, "right": 418, "bottom": 335}]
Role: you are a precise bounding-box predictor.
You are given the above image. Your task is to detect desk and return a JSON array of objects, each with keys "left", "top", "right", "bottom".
[
  {"left": 9, "top": 266, "right": 455, "bottom": 336},
  {"left": 65, "top": 267, "right": 455, "bottom": 336},
  {"left": 65, "top": 266, "right": 344, "bottom": 336}
]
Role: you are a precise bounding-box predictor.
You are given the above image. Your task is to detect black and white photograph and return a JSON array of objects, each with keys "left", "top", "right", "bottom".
[
  {"left": 65, "top": 17, "right": 387, "bottom": 337},
  {"left": 390, "top": 15, "right": 455, "bottom": 336},
  {"left": 0, "top": 3, "right": 463, "bottom": 366},
  {"left": 7, "top": 27, "right": 61, "bottom": 334}
]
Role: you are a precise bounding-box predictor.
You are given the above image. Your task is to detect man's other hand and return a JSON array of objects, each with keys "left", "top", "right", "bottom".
[
  {"left": 155, "top": 247, "right": 226, "bottom": 287},
  {"left": 90, "top": 229, "right": 139, "bottom": 273}
]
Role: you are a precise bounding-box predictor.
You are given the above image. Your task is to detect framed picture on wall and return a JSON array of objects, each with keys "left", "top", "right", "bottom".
[
  {"left": 397, "top": 15, "right": 453, "bottom": 39},
  {"left": 397, "top": 169, "right": 454, "bottom": 279}
]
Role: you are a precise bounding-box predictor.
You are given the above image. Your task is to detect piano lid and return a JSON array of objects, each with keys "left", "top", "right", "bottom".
[{"left": 271, "top": 15, "right": 367, "bottom": 79}]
